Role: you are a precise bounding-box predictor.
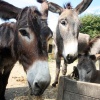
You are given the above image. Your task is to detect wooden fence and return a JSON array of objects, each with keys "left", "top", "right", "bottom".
[{"left": 57, "top": 76, "right": 100, "bottom": 100}]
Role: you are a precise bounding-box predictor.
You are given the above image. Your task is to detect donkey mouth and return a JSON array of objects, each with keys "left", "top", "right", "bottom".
[
  {"left": 30, "top": 88, "right": 43, "bottom": 96},
  {"left": 67, "top": 60, "right": 74, "bottom": 64}
]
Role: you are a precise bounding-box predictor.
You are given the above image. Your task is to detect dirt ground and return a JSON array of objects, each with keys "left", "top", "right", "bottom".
[{"left": 5, "top": 59, "right": 99, "bottom": 100}]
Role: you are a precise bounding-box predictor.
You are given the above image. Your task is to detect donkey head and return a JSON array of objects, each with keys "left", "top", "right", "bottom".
[
  {"left": 49, "top": 0, "right": 93, "bottom": 63},
  {"left": 0, "top": 1, "right": 52, "bottom": 96},
  {"left": 77, "top": 54, "right": 100, "bottom": 82},
  {"left": 17, "top": 7, "right": 51, "bottom": 96},
  {"left": 37, "top": 0, "right": 93, "bottom": 63}
]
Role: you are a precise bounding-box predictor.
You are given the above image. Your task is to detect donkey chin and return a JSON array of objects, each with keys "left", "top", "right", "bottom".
[
  {"left": 26, "top": 60, "right": 51, "bottom": 96},
  {"left": 66, "top": 55, "right": 78, "bottom": 64}
]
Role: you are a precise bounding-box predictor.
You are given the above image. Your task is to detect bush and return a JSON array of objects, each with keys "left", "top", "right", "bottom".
[{"left": 80, "top": 14, "right": 100, "bottom": 38}]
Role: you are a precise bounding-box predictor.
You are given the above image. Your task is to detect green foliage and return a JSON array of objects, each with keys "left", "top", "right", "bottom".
[{"left": 80, "top": 14, "right": 100, "bottom": 38}]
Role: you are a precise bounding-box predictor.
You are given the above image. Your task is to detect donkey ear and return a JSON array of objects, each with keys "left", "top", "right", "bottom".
[
  {"left": 89, "top": 55, "right": 96, "bottom": 60},
  {"left": 90, "top": 54, "right": 100, "bottom": 61},
  {"left": 0, "top": 0, "right": 21, "bottom": 20},
  {"left": 48, "top": 2, "right": 63, "bottom": 14},
  {"left": 37, "top": 0, "right": 47, "bottom": 3},
  {"left": 75, "top": 0, "right": 93, "bottom": 14},
  {"left": 38, "top": 0, "right": 49, "bottom": 19},
  {"left": 93, "top": 54, "right": 100, "bottom": 61},
  {"left": 78, "top": 54, "right": 82, "bottom": 58}
]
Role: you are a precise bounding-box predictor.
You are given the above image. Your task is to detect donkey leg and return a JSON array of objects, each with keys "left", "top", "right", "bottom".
[
  {"left": 1, "top": 64, "right": 14, "bottom": 100},
  {"left": 62, "top": 59, "right": 67, "bottom": 75},
  {"left": 2, "top": 70, "right": 11, "bottom": 100},
  {"left": 52, "top": 53, "right": 61, "bottom": 87},
  {"left": 0, "top": 72, "right": 5, "bottom": 100}
]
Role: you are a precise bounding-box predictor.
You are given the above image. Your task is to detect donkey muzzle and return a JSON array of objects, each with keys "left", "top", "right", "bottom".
[{"left": 66, "top": 54, "right": 77, "bottom": 64}]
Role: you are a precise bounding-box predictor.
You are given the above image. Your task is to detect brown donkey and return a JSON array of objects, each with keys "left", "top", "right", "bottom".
[
  {"left": 37, "top": 0, "right": 93, "bottom": 87},
  {"left": 0, "top": 1, "right": 53, "bottom": 99}
]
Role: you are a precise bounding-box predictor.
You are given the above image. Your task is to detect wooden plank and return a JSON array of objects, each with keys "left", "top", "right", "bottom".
[
  {"left": 64, "top": 77, "right": 100, "bottom": 98},
  {"left": 56, "top": 76, "right": 65, "bottom": 100},
  {"left": 57, "top": 76, "right": 100, "bottom": 100},
  {"left": 63, "top": 91, "right": 99, "bottom": 100}
]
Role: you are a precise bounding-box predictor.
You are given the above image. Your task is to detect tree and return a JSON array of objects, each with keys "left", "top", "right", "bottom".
[{"left": 80, "top": 14, "right": 100, "bottom": 38}]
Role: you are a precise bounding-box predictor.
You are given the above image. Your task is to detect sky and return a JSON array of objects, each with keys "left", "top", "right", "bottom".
[{"left": 0, "top": 0, "right": 100, "bottom": 31}]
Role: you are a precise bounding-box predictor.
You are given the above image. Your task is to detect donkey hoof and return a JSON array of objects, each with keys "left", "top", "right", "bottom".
[
  {"left": 52, "top": 83, "right": 56, "bottom": 87},
  {"left": 62, "top": 70, "right": 67, "bottom": 75},
  {"left": 52, "top": 82, "right": 58, "bottom": 87}
]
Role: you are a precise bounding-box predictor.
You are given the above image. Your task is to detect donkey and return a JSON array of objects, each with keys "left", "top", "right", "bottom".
[
  {"left": 77, "top": 54, "right": 100, "bottom": 83},
  {"left": 37, "top": 0, "right": 93, "bottom": 87},
  {"left": 0, "top": 1, "right": 53, "bottom": 99},
  {"left": 73, "top": 36, "right": 100, "bottom": 82},
  {"left": 50, "top": 32, "right": 90, "bottom": 81}
]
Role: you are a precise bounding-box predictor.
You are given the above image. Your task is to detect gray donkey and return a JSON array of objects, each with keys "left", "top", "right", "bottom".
[
  {"left": 73, "top": 36, "right": 100, "bottom": 82},
  {"left": 77, "top": 54, "right": 100, "bottom": 83},
  {"left": 37, "top": 0, "right": 93, "bottom": 87}
]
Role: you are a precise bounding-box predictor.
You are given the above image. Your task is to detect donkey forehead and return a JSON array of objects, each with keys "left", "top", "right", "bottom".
[
  {"left": 59, "top": 9, "right": 79, "bottom": 20},
  {"left": 17, "top": 7, "right": 41, "bottom": 27}
]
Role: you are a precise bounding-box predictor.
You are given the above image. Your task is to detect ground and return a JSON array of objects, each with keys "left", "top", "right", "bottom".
[{"left": 5, "top": 59, "right": 99, "bottom": 100}]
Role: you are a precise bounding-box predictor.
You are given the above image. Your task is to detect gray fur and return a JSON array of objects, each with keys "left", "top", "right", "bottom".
[{"left": 77, "top": 54, "right": 100, "bottom": 83}]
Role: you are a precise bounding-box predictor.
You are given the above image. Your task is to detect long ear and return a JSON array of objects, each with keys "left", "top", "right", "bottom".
[
  {"left": 37, "top": 0, "right": 49, "bottom": 19},
  {"left": 95, "top": 54, "right": 100, "bottom": 60},
  {"left": 89, "top": 54, "right": 100, "bottom": 61},
  {"left": 89, "top": 55, "right": 96, "bottom": 60},
  {"left": 37, "top": 0, "right": 47, "bottom": 3},
  {"left": 0, "top": 0, "right": 21, "bottom": 20},
  {"left": 75, "top": 0, "right": 93, "bottom": 14},
  {"left": 48, "top": 2, "right": 63, "bottom": 14}
]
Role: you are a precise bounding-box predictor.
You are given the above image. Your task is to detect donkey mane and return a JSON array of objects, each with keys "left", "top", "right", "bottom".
[{"left": 63, "top": 2, "right": 72, "bottom": 9}]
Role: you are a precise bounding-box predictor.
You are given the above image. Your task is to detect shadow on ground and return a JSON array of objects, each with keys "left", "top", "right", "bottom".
[
  {"left": 5, "top": 86, "right": 29, "bottom": 100},
  {"left": 5, "top": 85, "right": 57, "bottom": 100}
]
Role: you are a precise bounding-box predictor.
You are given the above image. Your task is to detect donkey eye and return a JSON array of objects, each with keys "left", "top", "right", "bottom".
[
  {"left": 19, "top": 29, "right": 30, "bottom": 38},
  {"left": 61, "top": 20, "right": 66, "bottom": 25},
  {"left": 87, "top": 70, "right": 91, "bottom": 74}
]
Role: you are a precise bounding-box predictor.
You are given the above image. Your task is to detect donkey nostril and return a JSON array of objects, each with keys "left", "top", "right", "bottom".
[
  {"left": 66, "top": 54, "right": 74, "bottom": 62},
  {"left": 35, "top": 82, "right": 40, "bottom": 89},
  {"left": 67, "top": 54, "right": 71, "bottom": 60}
]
